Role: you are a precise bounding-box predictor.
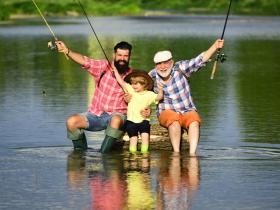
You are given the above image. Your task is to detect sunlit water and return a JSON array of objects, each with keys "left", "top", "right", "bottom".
[{"left": 0, "top": 15, "right": 280, "bottom": 209}]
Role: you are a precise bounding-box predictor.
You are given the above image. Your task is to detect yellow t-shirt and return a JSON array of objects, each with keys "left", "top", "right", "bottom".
[{"left": 126, "top": 83, "right": 158, "bottom": 123}]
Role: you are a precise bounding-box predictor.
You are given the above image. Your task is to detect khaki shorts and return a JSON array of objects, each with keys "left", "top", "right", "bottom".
[{"left": 158, "top": 110, "right": 201, "bottom": 129}]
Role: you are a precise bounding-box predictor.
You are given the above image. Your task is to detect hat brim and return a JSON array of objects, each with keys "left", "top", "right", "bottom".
[{"left": 124, "top": 70, "right": 154, "bottom": 91}]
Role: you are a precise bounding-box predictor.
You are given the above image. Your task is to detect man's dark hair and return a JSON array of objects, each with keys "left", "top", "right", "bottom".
[{"left": 114, "top": 41, "right": 132, "bottom": 54}]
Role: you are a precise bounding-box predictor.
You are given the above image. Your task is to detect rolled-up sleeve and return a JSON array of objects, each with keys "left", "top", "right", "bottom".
[
  {"left": 82, "top": 56, "right": 109, "bottom": 77},
  {"left": 178, "top": 53, "right": 206, "bottom": 77}
]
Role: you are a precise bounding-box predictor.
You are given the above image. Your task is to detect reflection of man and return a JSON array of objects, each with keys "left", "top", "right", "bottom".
[
  {"left": 91, "top": 171, "right": 126, "bottom": 210},
  {"left": 55, "top": 40, "right": 133, "bottom": 152},
  {"left": 157, "top": 153, "right": 200, "bottom": 210},
  {"left": 149, "top": 39, "right": 224, "bottom": 156},
  {"left": 67, "top": 150, "right": 88, "bottom": 190},
  {"left": 90, "top": 154, "right": 127, "bottom": 210},
  {"left": 67, "top": 151, "right": 127, "bottom": 209}
]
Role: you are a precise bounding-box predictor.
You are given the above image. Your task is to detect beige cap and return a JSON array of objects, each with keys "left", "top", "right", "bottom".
[{"left": 153, "top": 50, "right": 172, "bottom": 63}]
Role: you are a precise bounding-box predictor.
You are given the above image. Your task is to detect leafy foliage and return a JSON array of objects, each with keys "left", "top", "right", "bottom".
[{"left": 1, "top": 0, "right": 280, "bottom": 20}]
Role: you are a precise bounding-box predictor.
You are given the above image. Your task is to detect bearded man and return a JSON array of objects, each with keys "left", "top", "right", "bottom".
[
  {"left": 149, "top": 39, "right": 224, "bottom": 156},
  {"left": 55, "top": 41, "right": 133, "bottom": 152}
]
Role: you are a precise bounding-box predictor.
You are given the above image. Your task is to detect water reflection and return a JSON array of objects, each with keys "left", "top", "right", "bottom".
[
  {"left": 67, "top": 150, "right": 88, "bottom": 191},
  {"left": 66, "top": 151, "right": 200, "bottom": 209},
  {"left": 124, "top": 153, "right": 155, "bottom": 209},
  {"left": 157, "top": 153, "right": 200, "bottom": 210},
  {"left": 89, "top": 160, "right": 127, "bottom": 210}
]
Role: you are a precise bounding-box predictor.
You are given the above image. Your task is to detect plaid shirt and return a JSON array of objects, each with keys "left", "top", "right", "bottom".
[
  {"left": 149, "top": 53, "right": 206, "bottom": 116},
  {"left": 83, "top": 57, "right": 132, "bottom": 116}
]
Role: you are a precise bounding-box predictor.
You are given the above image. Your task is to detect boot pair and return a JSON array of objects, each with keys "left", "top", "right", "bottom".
[{"left": 67, "top": 126, "right": 123, "bottom": 153}]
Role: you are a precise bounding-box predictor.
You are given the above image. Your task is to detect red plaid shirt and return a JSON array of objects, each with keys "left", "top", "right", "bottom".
[{"left": 83, "top": 57, "right": 132, "bottom": 116}]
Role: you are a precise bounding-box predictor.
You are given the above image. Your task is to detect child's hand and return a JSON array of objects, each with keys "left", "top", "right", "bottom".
[
  {"left": 110, "top": 61, "right": 117, "bottom": 73},
  {"left": 140, "top": 107, "right": 151, "bottom": 119}
]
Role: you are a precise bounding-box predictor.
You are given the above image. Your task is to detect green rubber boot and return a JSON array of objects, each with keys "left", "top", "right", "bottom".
[
  {"left": 72, "top": 139, "right": 88, "bottom": 150},
  {"left": 100, "top": 126, "right": 123, "bottom": 153},
  {"left": 141, "top": 144, "right": 149, "bottom": 153},
  {"left": 67, "top": 129, "right": 88, "bottom": 150},
  {"left": 100, "top": 135, "right": 115, "bottom": 153}
]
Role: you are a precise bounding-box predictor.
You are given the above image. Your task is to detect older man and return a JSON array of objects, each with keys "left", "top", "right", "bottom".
[{"left": 149, "top": 39, "right": 224, "bottom": 156}]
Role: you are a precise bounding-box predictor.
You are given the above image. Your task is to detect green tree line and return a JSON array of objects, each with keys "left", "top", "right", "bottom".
[{"left": 1, "top": 0, "right": 280, "bottom": 20}]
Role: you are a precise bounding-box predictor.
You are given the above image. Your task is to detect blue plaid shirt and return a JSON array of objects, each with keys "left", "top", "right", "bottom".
[{"left": 149, "top": 53, "right": 206, "bottom": 116}]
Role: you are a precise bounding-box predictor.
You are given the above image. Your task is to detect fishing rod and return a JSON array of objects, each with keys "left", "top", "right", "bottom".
[
  {"left": 210, "top": 0, "right": 233, "bottom": 80},
  {"left": 31, "top": 0, "right": 68, "bottom": 59},
  {"left": 75, "top": 0, "right": 111, "bottom": 68}
]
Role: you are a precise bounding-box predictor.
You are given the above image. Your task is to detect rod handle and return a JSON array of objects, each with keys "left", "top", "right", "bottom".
[
  {"left": 64, "top": 52, "right": 69, "bottom": 60},
  {"left": 210, "top": 60, "right": 218, "bottom": 80}
]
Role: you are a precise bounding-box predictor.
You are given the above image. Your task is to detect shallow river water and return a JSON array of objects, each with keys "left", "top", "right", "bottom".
[{"left": 0, "top": 15, "right": 280, "bottom": 209}]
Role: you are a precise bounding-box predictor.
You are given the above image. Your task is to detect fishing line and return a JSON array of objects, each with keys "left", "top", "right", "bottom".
[
  {"left": 31, "top": 0, "right": 57, "bottom": 40},
  {"left": 31, "top": 0, "right": 68, "bottom": 59},
  {"left": 210, "top": 0, "right": 233, "bottom": 80},
  {"left": 75, "top": 0, "right": 111, "bottom": 68}
]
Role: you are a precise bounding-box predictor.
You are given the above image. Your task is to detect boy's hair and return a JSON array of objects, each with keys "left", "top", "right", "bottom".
[
  {"left": 114, "top": 41, "right": 132, "bottom": 55},
  {"left": 130, "top": 76, "right": 149, "bottom": 90}
]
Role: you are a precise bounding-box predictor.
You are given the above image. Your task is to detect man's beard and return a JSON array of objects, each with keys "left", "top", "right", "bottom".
[
  {"left": 114, "top": 60, "right": 129, "bottom": 74},
  {"left": 157, "top": 66, "right": 172, "bottom": 79}
]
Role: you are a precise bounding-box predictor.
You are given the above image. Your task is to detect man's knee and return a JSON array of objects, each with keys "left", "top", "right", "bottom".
[
  {"left": 66, "top": 114, "right": 86, "bottom": 131},
  {"left": 189, "top": 121, "right": 200, "bottom": 129},
  {"left": 110, "top": 115, "right": 124, "bottom": 129},
  {"left": 169, "top": 121, "right": 181, "bottom": 129}
]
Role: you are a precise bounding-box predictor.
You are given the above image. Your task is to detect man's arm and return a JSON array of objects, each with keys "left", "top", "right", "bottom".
[
  {"left": 55, "top": 40, "right": 86, "bottom": 66},
  {"left": 202, "top": 39, "right": 224, "bottom": 62}
]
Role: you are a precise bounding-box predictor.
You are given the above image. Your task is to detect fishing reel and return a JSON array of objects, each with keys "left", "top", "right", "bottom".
[
  {"left": 217, "top": 53, "right": 227, "bottom": 63},
  {"left": 47, "top": 40, "right": 57, "bottom": 51}
]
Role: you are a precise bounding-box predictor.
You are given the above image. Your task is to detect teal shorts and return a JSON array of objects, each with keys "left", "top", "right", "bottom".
[{"left": 80, "top": 112, "right": 126, "bottom": 131}]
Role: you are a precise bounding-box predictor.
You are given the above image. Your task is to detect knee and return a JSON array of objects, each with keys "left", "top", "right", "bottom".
[
  {"left": 110, "top": 115, "right": 123, "bottom": 129},
  {"left": 169, "top": 121, "right": 181, "bottom": 129},
  {"left": 189, "top": 121, "right": 199, "bottom": 129},
  {"left": 66, "top": 115, "right": 82, "bottom": 130},
  {"left": 168, "top": 121, "right": 181, "bottom": 135}
]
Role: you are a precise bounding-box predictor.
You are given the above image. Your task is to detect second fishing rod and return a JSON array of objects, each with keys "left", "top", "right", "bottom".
[{"left": 210, "top": 0, "right": 233, "bottom": 80}]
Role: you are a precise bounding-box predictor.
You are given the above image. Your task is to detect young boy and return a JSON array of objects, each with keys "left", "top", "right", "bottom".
[{"left": 112, "top": 66, "right": 163, "bottom": 153}]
